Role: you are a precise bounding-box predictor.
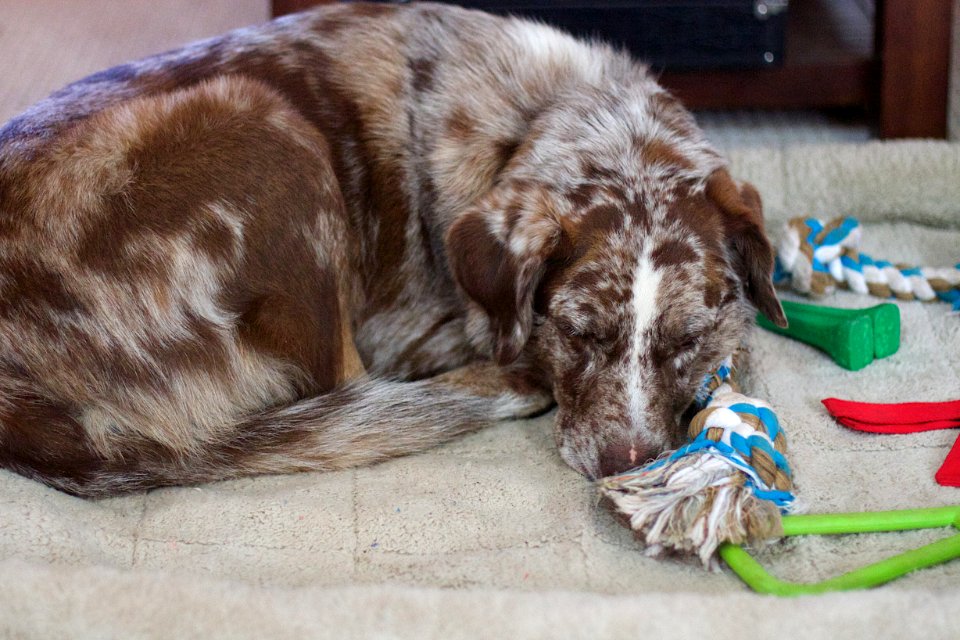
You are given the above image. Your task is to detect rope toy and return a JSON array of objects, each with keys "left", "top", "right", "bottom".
[
  {"left": 600, "top": 355, "right": 797, "bottom": 566},
  {"left": 774, "top": 216, "right": 960, "bottom": 310},
  {"left": 598, "top": 217, "right": 955, "bottom": 565}
]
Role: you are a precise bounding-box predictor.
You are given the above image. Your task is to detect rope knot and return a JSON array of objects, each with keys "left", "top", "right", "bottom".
[
  {"left": 600, "top": 355, "right": 796, "bottom": 564},
  {"left": 775, "top": 216, "right": 960, "bottom": 310},
  {"left": 683, "top": 385, "right": 795, "bottom": 509}
]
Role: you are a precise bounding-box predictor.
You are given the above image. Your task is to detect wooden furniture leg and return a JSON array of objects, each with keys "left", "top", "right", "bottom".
[{"left": 877, "top": 0, "right": 953, "bottom": 138}]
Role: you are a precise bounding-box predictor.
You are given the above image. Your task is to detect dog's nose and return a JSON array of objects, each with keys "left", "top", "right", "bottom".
[{"left": 597, "top": 440, "right": 660, "bottom": 478}]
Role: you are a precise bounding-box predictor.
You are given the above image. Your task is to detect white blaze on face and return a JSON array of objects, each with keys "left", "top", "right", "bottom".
[{"left": 627, "top": 252, "right": 662, "bottom": 426}]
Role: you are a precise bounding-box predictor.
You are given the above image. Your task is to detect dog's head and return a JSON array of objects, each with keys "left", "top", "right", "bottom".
[{"left": 447, "top": 135, "right": 785, "bottom": 478}]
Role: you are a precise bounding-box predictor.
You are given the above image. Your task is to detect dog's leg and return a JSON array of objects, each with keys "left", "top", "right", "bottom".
[
  {"left": 0, "top": 359, "right": 552, "bottom": 497},
  {"left": 205, "top": 360, "right": 555, "bottom": 478},
  {"left": 426, "top": 361, "right": 555, "bottom": 421}
]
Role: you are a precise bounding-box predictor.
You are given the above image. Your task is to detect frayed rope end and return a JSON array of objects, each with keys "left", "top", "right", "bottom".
[
  {"left": 600, "top": 453, "right": 788, "bottom": 567},
  {"left": 598, "top": 364, "right": 798, "bottom": 566}
]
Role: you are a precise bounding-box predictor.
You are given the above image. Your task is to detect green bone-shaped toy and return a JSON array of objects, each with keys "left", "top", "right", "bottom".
[
  {"left": 720, "top": 505, "right": 960, "bottom": 596},
  {"left": 757, "top": 300, "right": 900, "bottom": 371}
]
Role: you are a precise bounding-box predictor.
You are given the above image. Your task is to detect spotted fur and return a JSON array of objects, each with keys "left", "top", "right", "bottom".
[{"left": 0, "top": 2, "right": 783, "bottom": 496}]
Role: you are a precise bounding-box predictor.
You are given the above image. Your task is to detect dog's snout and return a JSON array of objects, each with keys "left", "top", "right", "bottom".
[{"left": 597, "top": 439, "right": 660, "bottom": 478}]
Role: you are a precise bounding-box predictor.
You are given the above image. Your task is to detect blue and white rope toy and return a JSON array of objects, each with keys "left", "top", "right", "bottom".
[
  {"left": 775, "top": 216, "right": 960, "bottom": 311},
  {"left": 600, "top": 356, "right": 796, "bottom": 566}
]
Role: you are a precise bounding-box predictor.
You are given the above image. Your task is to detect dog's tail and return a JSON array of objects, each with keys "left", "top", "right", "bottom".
[{"left": 1, "top": 371, "right": 547, "bottom": 498}]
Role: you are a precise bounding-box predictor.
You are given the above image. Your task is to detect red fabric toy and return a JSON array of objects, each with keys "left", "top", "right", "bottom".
[{"left": 822, "top": 398, "right": 960, "bottom": 487}]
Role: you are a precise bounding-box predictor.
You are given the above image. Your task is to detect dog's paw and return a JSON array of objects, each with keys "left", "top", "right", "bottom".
[{"left": 491, "top": 388, "right": 554, "bottom": 420}]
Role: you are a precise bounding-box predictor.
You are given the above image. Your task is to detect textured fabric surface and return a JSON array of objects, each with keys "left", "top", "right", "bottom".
[
  {"left": 697, "top": 109, "right": 871, "bottom": 150},
  {"left": 2, "top": 2, "right": 960, "bottom": 638},
  {"left": 2, "top": 560, "right": 959, "bottom": 640},
  {"left": 1, "top": 150, "right": 958, "bottom": 639},
  {"left": 728, "top": 142, "right": 960, "bottom": 230}
]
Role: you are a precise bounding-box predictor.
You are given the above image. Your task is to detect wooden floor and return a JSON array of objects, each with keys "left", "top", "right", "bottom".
[{"left": 0, "top": 0, "right": 267, "bottom": 123}]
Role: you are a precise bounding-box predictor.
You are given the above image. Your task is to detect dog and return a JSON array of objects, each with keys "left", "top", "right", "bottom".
[{"left": 0, "top": 1, "right": 786, "bottom": 497}]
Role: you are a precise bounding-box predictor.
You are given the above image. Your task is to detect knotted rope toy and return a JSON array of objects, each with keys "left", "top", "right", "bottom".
[
  {"left": 600, "top": 355, "right": 797, "bottom": 566},
  {"left": 775, "top": 216, "right": 960, "bottom": 310}
]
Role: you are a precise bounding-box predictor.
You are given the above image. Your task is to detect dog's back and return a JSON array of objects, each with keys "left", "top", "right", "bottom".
[
  {"left": 0, "top": 3, "right": 588, "bottom": 495},
  {"left": 0, "top": 3, "right": 779, "bottom": 495}
]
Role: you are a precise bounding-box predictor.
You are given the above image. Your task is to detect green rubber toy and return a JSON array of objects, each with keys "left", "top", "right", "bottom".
[
  {"left": 720, "top": 505, "right": 960, "bottom": 596},
  {"left": 756, "top": 300, "right": 901, "bottom": 371}
]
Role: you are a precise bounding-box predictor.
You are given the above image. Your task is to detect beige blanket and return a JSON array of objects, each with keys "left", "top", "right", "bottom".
[
  {"left": 1, "top": 141, "right": 959, "bottom": 638},
  {"left": 2, "top": 3, "right": 960, "bottom": 636}
]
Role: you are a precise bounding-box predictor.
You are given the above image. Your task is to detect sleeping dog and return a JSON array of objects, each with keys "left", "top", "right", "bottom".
[{"left": 0, "top": 2, "right": 785, "bottom": 496}]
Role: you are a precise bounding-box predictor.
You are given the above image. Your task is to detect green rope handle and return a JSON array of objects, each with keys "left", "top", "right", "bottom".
[{"left": 720, "top": 505, "right": 960, "bottom": 596}]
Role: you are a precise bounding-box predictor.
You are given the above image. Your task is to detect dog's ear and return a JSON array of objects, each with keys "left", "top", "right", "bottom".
[
  {"left": 446, "top": 184, "right": 566, "bottom": 364},
  {"left": 706, "top": 169, "right": 787, "bottom": 328}
]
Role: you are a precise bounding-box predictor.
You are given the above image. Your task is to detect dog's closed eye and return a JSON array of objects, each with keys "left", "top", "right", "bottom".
[
  {"left": 675, "top": 335, "right": 702, "bottom": 354},
  {"left": 668, "top": 333, "right": 703, "bottom": 370},
  {"left": 555, "top": 317, "right": 617, "bottom": 344}
]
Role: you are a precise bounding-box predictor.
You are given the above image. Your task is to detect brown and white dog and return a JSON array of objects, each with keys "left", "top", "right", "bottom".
[{"left": 0, "top": 2, "right": 786, "bottom": 497}]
